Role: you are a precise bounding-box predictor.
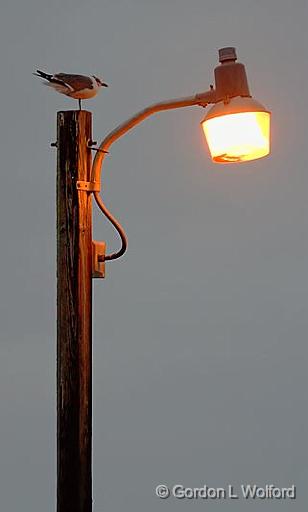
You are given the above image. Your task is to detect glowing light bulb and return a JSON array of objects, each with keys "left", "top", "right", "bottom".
[{"left": 201, "top": 97, "right": 271, "bottom": 163}]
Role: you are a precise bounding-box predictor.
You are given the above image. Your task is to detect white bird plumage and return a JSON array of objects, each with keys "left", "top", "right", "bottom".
[{"left": 33, "top": 70, "right": 108, "bottom": 109}]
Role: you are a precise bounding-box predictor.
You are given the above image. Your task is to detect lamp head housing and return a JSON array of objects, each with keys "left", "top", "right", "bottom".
[
  {"left": 214, "top": 46, "right": 251, "bottom": 101},
  {"left": 201, "top": 47, "right": 271, "bottom": 163}
]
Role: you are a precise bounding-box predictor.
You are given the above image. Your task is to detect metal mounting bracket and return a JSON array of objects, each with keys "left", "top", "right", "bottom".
[
  {"left": 92, "top": 241, "right": 106, "bottom": 278},
  {"left": 77, "top": 181, "right": 100, "bottom": 192}
]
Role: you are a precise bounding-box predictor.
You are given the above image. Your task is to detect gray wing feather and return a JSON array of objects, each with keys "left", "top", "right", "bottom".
[{"left": 54, "top": 73, "right": 94, "bottom": 91}]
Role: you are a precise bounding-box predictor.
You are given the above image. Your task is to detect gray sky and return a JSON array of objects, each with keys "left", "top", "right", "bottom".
[{"left": 0, "top": 0, "right": 307, "bottom": 510}]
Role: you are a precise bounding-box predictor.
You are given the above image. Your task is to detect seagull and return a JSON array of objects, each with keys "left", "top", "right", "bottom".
[{"left": 33, "top": 70, "right": 108, "bottom": 110}]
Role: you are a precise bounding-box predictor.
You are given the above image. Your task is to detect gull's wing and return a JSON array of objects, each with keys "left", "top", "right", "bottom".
[{"left": 54, "top": 74, "right": 94, "bottom": 91}]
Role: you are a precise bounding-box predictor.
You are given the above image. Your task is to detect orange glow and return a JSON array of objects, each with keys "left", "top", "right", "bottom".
[{"left": 202, "top": 111, "right": 270, "bottom": 163}]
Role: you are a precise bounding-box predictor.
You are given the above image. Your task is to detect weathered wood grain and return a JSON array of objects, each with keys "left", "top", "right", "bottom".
[{"left": 57, "top": 111, "right": 93, "bottom": 512}]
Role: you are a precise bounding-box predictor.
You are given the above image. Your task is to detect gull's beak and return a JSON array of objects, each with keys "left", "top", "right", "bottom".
[{"left": 102, "top": 82, "right": 108, "bottom": 87}]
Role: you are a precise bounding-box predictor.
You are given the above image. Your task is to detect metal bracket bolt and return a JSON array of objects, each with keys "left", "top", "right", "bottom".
[{"left": 76, "top": 181, "right": 101, "bottom": 192}]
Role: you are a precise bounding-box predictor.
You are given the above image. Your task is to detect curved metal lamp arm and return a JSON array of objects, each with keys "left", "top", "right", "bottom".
[{"left": 92, "top": 89, "right": 216, "bottom": 261}]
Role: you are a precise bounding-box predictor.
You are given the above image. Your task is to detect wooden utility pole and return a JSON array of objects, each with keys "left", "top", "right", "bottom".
[{"left": 56, "top": 111, "right": 93, "bottom": 512}]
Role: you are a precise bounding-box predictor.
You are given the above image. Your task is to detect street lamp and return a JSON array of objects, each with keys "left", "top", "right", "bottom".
[
  {"left": 201, "top": 47, "right": 270, "bottom": 163},
  {"left": 55, "top": 46, "right": 271, "bottom": 512},
  {"left": 90, "top": 46, "right": 270, "bottom": 266}
]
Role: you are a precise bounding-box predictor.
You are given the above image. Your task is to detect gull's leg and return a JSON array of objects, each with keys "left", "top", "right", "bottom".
[{"left": 78, "top": 98, "right": 82, "bottom": 110}]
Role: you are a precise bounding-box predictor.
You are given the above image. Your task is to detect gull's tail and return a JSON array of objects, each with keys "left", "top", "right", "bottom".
[{"left": 33, "top": 69, "right": 53, "bottom": 81}]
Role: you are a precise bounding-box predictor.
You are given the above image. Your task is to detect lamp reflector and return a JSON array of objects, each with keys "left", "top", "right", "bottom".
[{"left": 201, "top": 97, "right": 270, "bottom": 163}]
